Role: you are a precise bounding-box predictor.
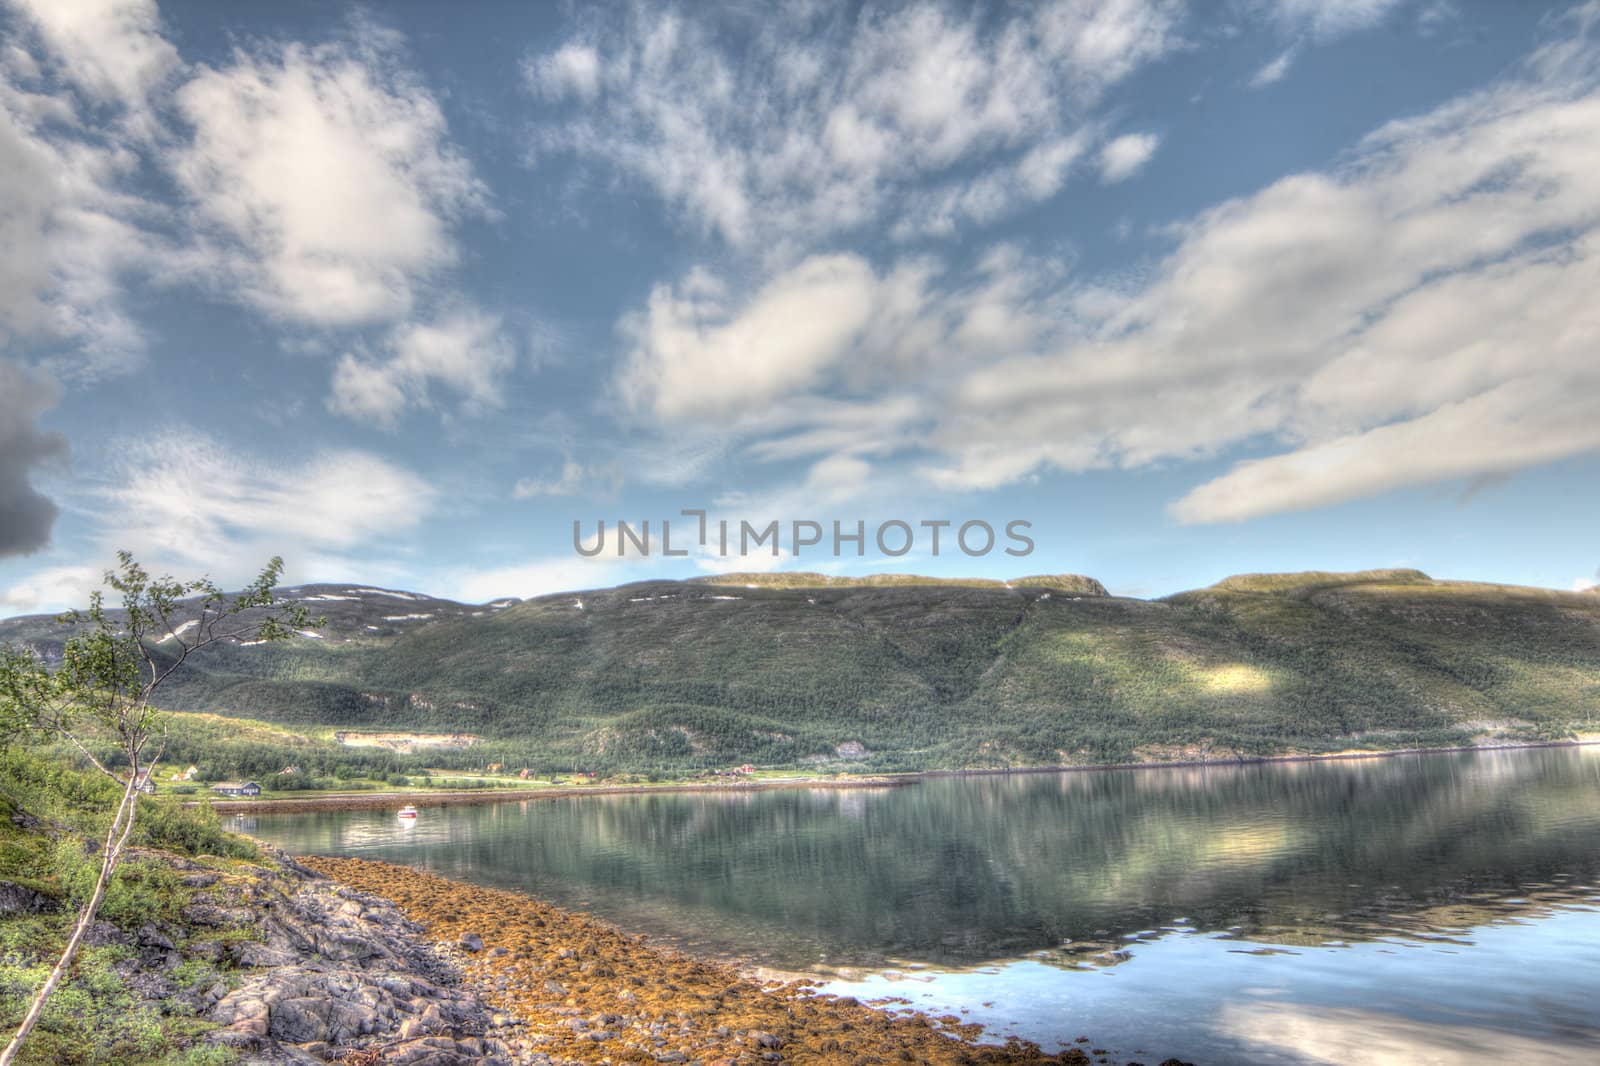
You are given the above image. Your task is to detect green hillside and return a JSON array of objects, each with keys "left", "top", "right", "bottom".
[{"left": 3, "top": 571, "right": 1598, "bottom": 773}]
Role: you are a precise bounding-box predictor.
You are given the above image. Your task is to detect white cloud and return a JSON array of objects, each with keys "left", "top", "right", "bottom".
[
  {"left": 923, "top": 52, "right": 1600, "bottom": 514},
  {"left": 329, "top": 307, "right": 516, "bottom": 427},
  {"left": 1097, "top": 131, "right": 1160, "bottom": 182},
  {"left": 0, "top": 563, "right": 99, "bottom": 615},
  {"left": 0, "top": 99, "right": 60, "bottom": 340},
  {"left": 746, "top": 394, "right": 925, "bottom": 464},
  {"left": 172, "top": 31, "right": 488, "bottom": 327},
  {"left": 891, "top": 131, "right": 1095, "bottom": 238},
  {"left": 615, "top": 242, "right": 1062, "bottom": 443},
  {"left": 804, "top": 453, "right": 874, "bottom": 506},
  {"left": 0, "top": 1, "right": 192, "bottom": 377},
  {"left": 525, "top": 42, "right": 600, "bottom": 101},
  {"left": 525, "top": 0, "right": 1182, "bottom": 249},
  {"left": 1255, "top": 0, "right": 1406, "bottom": 40},
  {"left": 3, "top": 0, "right": 178, "bottom": 120},
  {"left": 513, "top": 459, "right": 587, "bottom": 499},
  {"left": 2, "top": 7, "right": 493, "bottom": 392},
  {"left": 1416, "top": 1, "right": 1461, "bottom": 38},
  {"left": 617, "top": 255, "right": 887, "bottom": 423},
  {"left": 1172, "top": 372, "right": 1600, "bottom": 523},
  {"left": 1250, "top": 48, "right": 1297, "bottom": 88},
  {"left": 611, "top": 27, "right": 1600, "bottom": 525},
  {"left": 448, "top": 523, "right": 639, "bottom": 601},
  {"left": 693, "top": 545, "right": 792, "bottom": 576},
  {"left": 0, "top": 34, "right": 161, "bottom": 378},
  {"left": 88, "top": 431, "right": 436, "bottom": 583}
]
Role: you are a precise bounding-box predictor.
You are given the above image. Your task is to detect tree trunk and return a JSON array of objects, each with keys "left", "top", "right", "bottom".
[{"left": 0, "top": 773, "right": 141, "bottom": 1066}]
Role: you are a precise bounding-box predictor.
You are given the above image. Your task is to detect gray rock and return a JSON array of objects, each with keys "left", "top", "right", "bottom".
[
  {"left": 458, "top": 931, "right": 484, "bottom": 952},
  {"left": 83, "top": 920, "right": 129, "bottom": 947},
  {"left": 193, "top": 847, "right": 512, "bottom": 1064},
  {"left": 136, "top": 922, "right": 176, "bottom": 950},
  {"left": 230, "top": 941, "right": 300, "bottom": 968},
  {"left": 0, "top": 879, "right": 56, "bottom": 915},
  {"left": 182, "top": 900, "right": 255, "bottom": 927},
  {"left": 384, "top": 1035, "right": 494, "bottom": 1065}
]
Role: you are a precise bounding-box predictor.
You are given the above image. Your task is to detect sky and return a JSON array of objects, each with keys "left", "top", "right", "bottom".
[{"left": 3, "top": 0, "right": 1600, "bottom": 615}]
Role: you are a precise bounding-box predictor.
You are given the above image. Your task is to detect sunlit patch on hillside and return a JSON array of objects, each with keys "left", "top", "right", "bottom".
[{"left": 1200, "top": 664, "right": 1274, "bottom": 694}]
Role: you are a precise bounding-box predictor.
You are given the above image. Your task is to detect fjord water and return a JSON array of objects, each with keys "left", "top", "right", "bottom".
[{"left": 250, "top": 746, "right": 1600, "bottom": 1064}]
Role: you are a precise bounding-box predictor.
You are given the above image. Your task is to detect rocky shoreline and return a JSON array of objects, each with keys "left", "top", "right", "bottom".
[
  {"left": 13, "top": 844, "right": 1183, "bottom": 1064},
  {"left": 186, "top": 851, "right": 514, "bottom": 1065},
  {"left": 299, "top": 856, "right": 1183, "bottom": 1066},
  {"left": 0, "top": 846, "right": 514, "bottom": 1065}
]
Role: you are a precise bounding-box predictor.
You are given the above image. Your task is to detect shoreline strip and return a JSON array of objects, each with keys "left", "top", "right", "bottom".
[
  {"left": 299, "top": 855, "right": 1107, "bottom": 1065},
  {"left": 208, "top": 737, "right": 1600, "bottom": 813}
]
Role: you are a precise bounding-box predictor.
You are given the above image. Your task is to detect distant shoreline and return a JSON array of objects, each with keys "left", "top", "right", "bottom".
[
  {"left": 920, "top": 736, "right": 1600, "bottom": 780},
  {"left": 201, "top": 736, "right": 1598, "bottom": 813},
  {"left": 203, "top": 774, "right": 916, "bottom": 812}
]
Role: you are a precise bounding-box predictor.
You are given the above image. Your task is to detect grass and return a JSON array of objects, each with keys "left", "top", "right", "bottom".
[{"left": 0, "top": 747, "right": 266, "bottom": 1065}]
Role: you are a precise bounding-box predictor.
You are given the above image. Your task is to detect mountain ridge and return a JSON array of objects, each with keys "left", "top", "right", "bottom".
[{"left": 3, "top": 569, "right": 1597, "bottom": 773}]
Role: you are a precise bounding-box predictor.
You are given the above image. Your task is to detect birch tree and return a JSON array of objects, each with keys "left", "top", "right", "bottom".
[{"left": 0, "top": 552, "right": 314, "bottom": 1066}]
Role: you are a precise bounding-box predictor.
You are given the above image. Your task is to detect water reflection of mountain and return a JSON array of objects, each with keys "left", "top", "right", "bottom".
[{"left": 253, "top": 746, "right": 1600, "bottom": 970}]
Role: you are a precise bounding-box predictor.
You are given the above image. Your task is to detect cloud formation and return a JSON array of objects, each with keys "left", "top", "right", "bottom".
[
  {"left": 1097, "top": 131, "right": 1160, "bottom": 182},
  {"left": 1250, "top": 48, "right": 1297, "bottom": 88},
  {"left": 2, "top": 5, "right": 508, "bottom": 416},
  {"left": 173, "top": 32, "right": 489, "bottom": 327},
  {"left": 5, "top": 0, "right": 176, "bottom": 117},
  {"left": 330, "top": 308, "right": 516, "bottom": 428},
  {"left": 1257, "top": 0, "right": 1407, "bottom": 40},
  {"left": 0, "top": 359, "right": 68, "bottom": 557},
  {"left": 0, "top": 3, "right": 165, "bottom": 378},
  {"left": 618, "top": 255, "right": 887, "bottom": 423},
  {"left": 944, "top": 60, "right": 1600, "bottom": 513},
  {"left": 513, "top": 459, "right": 587, "bottom": 499},
  {"left": 525, "top": 0, "right": 1183, "bottom": 250},
  {"left": 90, "top": 431, "right": 436, "bottom": 582},
  {"left": 615, "top": 25, "right": 1600, "bottom": 524}
]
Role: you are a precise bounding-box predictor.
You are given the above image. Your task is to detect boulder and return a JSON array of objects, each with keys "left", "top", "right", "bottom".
[{"left": 0, "top": 879, "right": 56, "bottom": 915}]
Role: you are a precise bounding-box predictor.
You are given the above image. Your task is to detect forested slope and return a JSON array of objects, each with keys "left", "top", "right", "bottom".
[{"left": 3, "top": 570, "right": 1597, "bottom": 771}]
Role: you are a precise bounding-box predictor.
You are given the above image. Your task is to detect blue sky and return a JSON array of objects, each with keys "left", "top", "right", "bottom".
[{"left": 3, "top": 0, "right": 1599, "bottom": 615}]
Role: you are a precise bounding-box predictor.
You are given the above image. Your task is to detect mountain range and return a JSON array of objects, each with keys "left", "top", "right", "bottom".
[{"left": 3, "top": 569, "right": 1597, "bottom": 772}]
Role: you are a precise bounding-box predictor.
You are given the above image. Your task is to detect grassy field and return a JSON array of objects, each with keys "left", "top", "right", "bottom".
[{"left": 5, "top": 570, "right": 1599, "bottom": 776}]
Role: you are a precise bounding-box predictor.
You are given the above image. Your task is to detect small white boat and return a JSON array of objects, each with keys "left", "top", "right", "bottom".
[{"left": 397, "top": 804, "right": 418, "bottom": 820}]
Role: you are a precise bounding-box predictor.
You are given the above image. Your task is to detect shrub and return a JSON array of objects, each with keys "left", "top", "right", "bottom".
[{"left": 137, "top": 799, "right": 256, "bottom": 861}]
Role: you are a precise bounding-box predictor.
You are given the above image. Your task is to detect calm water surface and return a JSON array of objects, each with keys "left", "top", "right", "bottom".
[{"left": 249, "top": 746, "right": 1600, "bottom": 1064}]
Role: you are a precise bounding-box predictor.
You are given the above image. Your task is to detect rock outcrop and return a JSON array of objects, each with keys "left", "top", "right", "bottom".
[{"left": 183, "top": 852, "right": 511, "bottom": 1065}]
